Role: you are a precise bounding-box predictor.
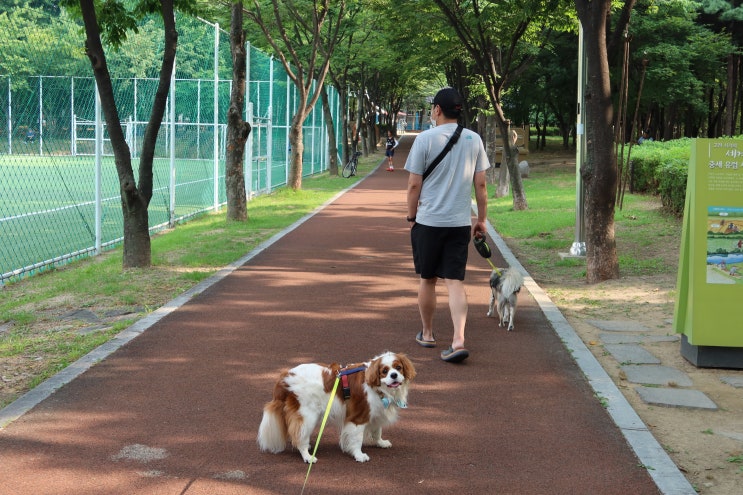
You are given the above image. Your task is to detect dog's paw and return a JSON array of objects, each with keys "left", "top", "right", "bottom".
[
  {"left": 377, "top": 439, "right": 392, "bottom": 449},
  {"left": 301, "top": 453, "right": 318, "bottom": 464},
  {"left": 353, "top": 452, "right": 370, "bottom": 463},
  {"left": 486, "top": 310, "right": 493, "bottom": 317}
]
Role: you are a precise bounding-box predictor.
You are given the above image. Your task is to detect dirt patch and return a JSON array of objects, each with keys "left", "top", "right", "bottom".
[{"left": 550, "top": 275, "right": 743, "bottom": 495}]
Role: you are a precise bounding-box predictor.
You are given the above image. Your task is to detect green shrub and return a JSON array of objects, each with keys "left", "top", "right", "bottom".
[
  {"left": 625, "top": 136, "right": 743, "bottom": 216},
  {"left": 628, "top": 138, "right": 692, "bottom": 194},
  {"left": 656, "top": 157, "right": 688, "bottom": 215}
]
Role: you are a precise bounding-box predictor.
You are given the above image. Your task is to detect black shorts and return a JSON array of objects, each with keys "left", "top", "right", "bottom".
[
  {"left": 411, "top": 224, "right": 471, "bottom": 280},
  {"left": 385, "top": 148, "right": 394, "bottom": 157}
]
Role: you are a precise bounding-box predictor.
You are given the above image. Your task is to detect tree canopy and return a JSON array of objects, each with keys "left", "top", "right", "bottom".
[{"left": 4, "top": 0, "right": 741, "bottom": 279}]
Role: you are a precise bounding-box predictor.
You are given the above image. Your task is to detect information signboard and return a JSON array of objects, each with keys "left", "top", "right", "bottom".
[{"left": 674, "top": 139, "right": 743, "bottom": 367}]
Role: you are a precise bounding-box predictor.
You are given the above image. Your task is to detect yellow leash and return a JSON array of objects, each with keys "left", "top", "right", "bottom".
[
  {"left": 300, "top": 376, "right": 340, "bottom": 495},
  {"left": 474, "top": 234, "right": 502, "bottom": 276},
  {"left": 484, "top": 256, "right": 501, "bottom": 275}
]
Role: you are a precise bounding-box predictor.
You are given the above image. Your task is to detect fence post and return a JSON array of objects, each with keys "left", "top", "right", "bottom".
[
  {"left": 72, "top": 113, "right": 76, "bottom": 156},
  {"left": 169, "top": 59, "right": 177, "bottom": 227},
  {"left": 213, "top": 22, "right": 220, "bottom": 212},
  {"left": 320, "top": 87, "right": 325, "bottom": 172},
  {"left": 133, "top": 78, "right": 139, "bottom": 157},
  {"left": 335, "top": 87, "right": 341, "bottom": 163},
  {"left": 311, "top": 80, "right": 316, "bottom": 175},
  {"left": 38, "top": 76, "right": 43, "bottom": 156},
  {"left": 285, "top": 70, "right": 290, "bottom": 186},
  {"left": 5, "top": 77, "right": 10, "bottom": 154},
  {"left": 94, "top": 83, "right": 102, "bottom": 255},
  {"left": 245, "top": 41, "right": 251, "bottom": 199},
  {"left": 267, "top": 55, "right": 274, "bottom": 191},
  {"left": 247, "top": 102, "right": 254, "bottom": 198},
  {"left": 70, "top": 77, "right": 74, "bottom": 156}
]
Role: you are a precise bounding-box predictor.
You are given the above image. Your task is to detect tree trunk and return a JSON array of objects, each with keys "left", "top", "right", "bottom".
[
  {"left": 576, "top": 0, "right": 620, "bottom": 283},
  {"left": 496, "top": 165, "right": 510, "bottom": 198},
  {"left": 484, "top": 114, "right": 499, "bottom": 188},
  {"left": 480, "top": 78, "right": 527, "bottom": 208},
  {"left": 505, "top": 125, "right": 527, "bottom": 210},
  {"left": 320, "top": 85, "right": 339, "bottom": 176},
  {"left": 79, "top": 0, "right": 179, "bottom": 269},
  {"left": 288, "top": 111, "right": 305, "bottom": 190},
  {"left": 494, "top": 117, "right": 527, "bottom": 209},
  {"left": 225, "top": 2, "right": 250, "bottom": 221},
  {"left": 354, "top": 90, "right": 363, "bottom": 151},
  {"left": 337, "top": 86, "right": 350, "bottom": 166}
]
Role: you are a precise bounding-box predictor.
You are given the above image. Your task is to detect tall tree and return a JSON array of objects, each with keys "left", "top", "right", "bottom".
[
  {"left": 243, "top": 0, "right": 346, "bottom": 190},
  {"left": 430, "top": 0, "right": 571, "bottom": 210},
  {"left": 699, "top": 0, "right": 743, "bottom": 137},
  {"left": 512, "top": 31, "right": 579, "bottom": 149},
  {"left": 317, "top": 2, "right": 367, "bottom": 174},
  {"left": 574, "top": 0, "right": 635, "bottom": 283},
  {"left": 324, "top": 5, "right": 370, "bottom": 169},
  {"left": 63, "top": 0, "right": 196, "bottom": 268},
  {"left": 628, "top": 0, "right": 732, "bottom": 140},
  {"left": 225, "top": 0, "right": 251, "bottom": 221}
]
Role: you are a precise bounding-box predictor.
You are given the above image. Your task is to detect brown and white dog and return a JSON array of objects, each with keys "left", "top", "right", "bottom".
[
  {"left": 487, "top": 268, "right": 524, "bottom": 331},
  {"left": 257, "top": 351, "right": 416, "bottom": 463}
]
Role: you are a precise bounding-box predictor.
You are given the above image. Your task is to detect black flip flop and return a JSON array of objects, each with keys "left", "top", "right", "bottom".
[
  {"left": 441, "top": 346, "right": 469, "bottom": 363},
  {"left": 416, "top": 331, "right": 436, "bottom": 348}
]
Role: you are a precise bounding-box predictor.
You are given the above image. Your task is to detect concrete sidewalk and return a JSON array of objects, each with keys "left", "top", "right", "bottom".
[{"left": 0, "top": 134, "right": 694, "bottom": 494}]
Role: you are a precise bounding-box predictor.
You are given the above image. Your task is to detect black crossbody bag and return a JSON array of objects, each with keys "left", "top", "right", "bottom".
[{"left": 421, "top": 124, "right": 464, "bottom": 182}]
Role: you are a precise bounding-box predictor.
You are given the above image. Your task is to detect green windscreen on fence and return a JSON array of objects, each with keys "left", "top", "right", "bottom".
[{"left": 1, "top": 8, "right": 341, "bottom": 282}]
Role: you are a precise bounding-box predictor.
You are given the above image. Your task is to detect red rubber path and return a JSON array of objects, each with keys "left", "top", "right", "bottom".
[{"left": 0, "top": 135, "right": 660, "bottom": 494}]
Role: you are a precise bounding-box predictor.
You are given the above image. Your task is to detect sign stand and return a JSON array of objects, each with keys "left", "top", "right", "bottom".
[{"left": 674, "top": 139, "right": 743, "bottom": 368}]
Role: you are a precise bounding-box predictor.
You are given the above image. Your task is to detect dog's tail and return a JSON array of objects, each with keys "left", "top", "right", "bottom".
[
  {"left": 257, "top": 399, "right": 288, "bottom": 453},
  {"left": 501, "top": 269, "right": 524, "bottom": 296}
]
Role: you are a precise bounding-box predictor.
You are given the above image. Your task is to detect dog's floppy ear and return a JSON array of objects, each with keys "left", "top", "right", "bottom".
[
  {"left": 397, "top": 353, "right": 416, "bottom": 381},
  {"left": 365, "top": 357, "right": 382, "bottom": 388}
]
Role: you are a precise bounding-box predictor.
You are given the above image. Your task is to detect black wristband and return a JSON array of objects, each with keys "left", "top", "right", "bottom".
[{"left": 406, "top": 216, "right": 416, "bottom": 222}]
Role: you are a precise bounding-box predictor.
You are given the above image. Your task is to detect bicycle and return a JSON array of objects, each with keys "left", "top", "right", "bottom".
[{"left": 342, "top": 151, "right": 363, "bottom": 178}]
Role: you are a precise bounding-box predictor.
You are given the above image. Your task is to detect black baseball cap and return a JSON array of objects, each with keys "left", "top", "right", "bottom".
[{"left": 433, "top": 87, "right": 463, "bottom": 117}]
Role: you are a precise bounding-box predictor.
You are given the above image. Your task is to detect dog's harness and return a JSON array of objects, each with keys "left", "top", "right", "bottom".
[{"left": 338, "top": 365, "right": 366, "bottom": 400}]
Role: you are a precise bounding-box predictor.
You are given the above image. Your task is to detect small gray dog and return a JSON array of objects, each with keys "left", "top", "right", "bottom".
[{"left": 487, "top": 268, "right": 524, "bottom": 331}]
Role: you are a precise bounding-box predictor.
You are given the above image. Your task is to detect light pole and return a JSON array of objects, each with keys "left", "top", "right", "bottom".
[{"left": 570, "top": 23, "right": 587, "bottom": 257}]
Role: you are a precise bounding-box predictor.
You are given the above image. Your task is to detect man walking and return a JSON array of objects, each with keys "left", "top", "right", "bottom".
[{"left": 404, "top": 87, "right": 490, "bottom": 363}]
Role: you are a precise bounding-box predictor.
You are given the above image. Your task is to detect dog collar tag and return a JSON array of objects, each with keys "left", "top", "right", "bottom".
[{"left": 380, "top": 396, "right": 407, "bottom": 409}]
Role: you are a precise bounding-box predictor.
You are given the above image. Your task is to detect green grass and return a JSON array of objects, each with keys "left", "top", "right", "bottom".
[{"left": 488, "top": 143, "right": 682, "bottom": 281}]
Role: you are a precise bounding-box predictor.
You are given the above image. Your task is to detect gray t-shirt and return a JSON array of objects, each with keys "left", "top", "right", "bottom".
[{"left": 404, "top": 123, "right": 490, "bottom": 227}]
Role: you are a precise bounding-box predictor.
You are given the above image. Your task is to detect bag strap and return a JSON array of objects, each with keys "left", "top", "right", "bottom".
[{"left": 422, "top": 124, "right": 463, "bottom": 182}]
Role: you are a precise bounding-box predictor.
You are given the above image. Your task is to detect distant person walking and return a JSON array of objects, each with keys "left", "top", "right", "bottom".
[
  {"left": 385, "top": 130, "right": 399, "bottom": 171},
  {"left": 404, "top": 87, "right": 491, "bottom": 363}
]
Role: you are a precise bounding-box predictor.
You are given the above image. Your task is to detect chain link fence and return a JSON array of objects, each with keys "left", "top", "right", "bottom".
[{"left": 1, "top": 12, "right": 341, "bottom": 283}]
